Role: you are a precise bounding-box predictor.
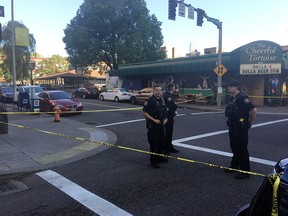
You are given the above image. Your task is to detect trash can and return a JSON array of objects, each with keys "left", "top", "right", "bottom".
[{"left": 0, "top": 105, "right": 8, "bottom": 134}]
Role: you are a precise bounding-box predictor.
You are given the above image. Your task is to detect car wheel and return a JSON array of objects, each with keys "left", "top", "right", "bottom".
[
  {"left": 131, "top": 97, "right": 137, "bottom": 105},
  {"left": 72, "top": 93, "right": 76, "bottom": 98},
  {"left": 82, "top": 94, "right": 86, "bottom": 99},
  {"left": 100, "top": 95, "right": 104, "bottom": 101},
  {"left": 114, "top": 96, "right": 119, "bottom": 102}
]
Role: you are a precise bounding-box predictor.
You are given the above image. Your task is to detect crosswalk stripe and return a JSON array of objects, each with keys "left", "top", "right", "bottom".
[{"left": 36, "top": 170, "right": 133, "bottom": 216}]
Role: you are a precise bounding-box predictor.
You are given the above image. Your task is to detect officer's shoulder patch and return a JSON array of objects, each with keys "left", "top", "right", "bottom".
[
  {"left": 144, "top": 101, "right": 148, "bottom": 106},
  {"left": 244, "top": 98, "right": 250, "bottom": 104}
]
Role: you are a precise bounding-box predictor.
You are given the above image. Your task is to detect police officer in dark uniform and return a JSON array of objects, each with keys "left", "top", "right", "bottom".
[
  {"left": 225, "top": 80, "right": 257, "bottom": 179},
  {"left": 163, "top": 83, "right": 179, "bottom": 154},
  {"left": 143, "top": 84, "right": 168, "bottom": 169}
]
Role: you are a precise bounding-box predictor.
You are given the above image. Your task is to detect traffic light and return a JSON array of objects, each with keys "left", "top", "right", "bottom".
[
  {"left": 168, "top": 0, "right": 177, "bottom": 20},
  {"left": 196, "top": 9, "right": 205, "bottom": 26}
]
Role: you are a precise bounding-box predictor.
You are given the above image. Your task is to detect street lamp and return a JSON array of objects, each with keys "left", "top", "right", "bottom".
[{"left": 28, "top": 61, "right": 36, "bottom": 85}]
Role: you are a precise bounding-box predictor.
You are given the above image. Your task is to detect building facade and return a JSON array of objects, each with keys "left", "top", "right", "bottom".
[{"left": 109, "top": 40, "right": 288, "bottom": 106}]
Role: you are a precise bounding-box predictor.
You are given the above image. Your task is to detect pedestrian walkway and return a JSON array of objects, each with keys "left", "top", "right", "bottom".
[{"left": 0, "top": 104, "right": 117, "bottom": 178}]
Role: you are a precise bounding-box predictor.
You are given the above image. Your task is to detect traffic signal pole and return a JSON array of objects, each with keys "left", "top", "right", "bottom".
[
  {"left": 168, "top": 0, "right": 223, "bottom": 107},
  {"left": 217, "top": 22, "right": 223, "bottom": 108}
]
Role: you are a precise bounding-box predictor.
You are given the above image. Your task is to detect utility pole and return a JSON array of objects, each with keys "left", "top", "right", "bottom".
[{"left": 11, "top": 0, "right": 17, "bottom": 105}]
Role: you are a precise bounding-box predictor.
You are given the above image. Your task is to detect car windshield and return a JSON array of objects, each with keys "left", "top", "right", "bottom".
[
  {"left": 49, "top": 91, "right": 71, "bottom": 100},
  {"left": 24, "top": 86, "right": 44, "bottom": 93},
  {"left": 119, "top": 88, "right": 129, "bottom": 92},
  {"left": 1, "top": 87, "right": 13, "bottom": 93}
]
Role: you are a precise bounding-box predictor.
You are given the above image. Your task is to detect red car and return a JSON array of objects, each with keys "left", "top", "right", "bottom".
[{"left": 38, "top": 90, "right": 83, "bottom": 113}]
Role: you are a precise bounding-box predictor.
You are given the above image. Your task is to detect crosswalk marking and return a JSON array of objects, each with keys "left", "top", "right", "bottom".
[{"left": 36, "top": 170, "right": 133, "bottom": 216}]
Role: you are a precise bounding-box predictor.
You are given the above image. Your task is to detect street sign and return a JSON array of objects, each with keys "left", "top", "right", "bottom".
[
  {"left": 188, "top": 6, "right": 194, "bottom": 20},
  {"left": 213, "top": 64, "right": 228, "bottom": 76},
  {"left": 178, "top": 3, "right": 185, "bottom": 17}
]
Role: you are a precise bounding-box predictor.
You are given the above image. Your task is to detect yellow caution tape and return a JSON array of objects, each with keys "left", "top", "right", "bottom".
[
  {"left": 1, "top": 120, "right": 266, "bottom": 177},
  {"left": 271, "top": 176, "right": 280, "bottom": 216}
]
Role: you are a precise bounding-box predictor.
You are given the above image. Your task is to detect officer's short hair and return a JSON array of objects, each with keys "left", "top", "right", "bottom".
[
  {"left": 228, "top": 80, "right": 241, "bottom": 89},
  {"left": 153, "top": 84, "right": 161, "bottom": 89},
  {"left": 167, "top": 83, "right": 175, "bottom": 91}
]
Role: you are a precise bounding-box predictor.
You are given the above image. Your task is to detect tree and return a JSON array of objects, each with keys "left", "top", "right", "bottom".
[
  {"left": 34, "top": 55, "right": 69, "bottom": 77},
  {"left": 63, "top": 0, "right": 165, "bottom": 70},
  {"left": 0, "top": 21, "right": 36, "bottom": 84}
]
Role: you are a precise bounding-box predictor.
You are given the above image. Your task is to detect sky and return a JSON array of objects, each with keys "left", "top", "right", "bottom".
[{"left": 1, "top": 0, "right": 287, "bottom": 58}]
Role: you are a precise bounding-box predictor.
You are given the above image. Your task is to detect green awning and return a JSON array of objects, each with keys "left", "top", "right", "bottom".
[{"left": 109, "top": 53, "right": 239, "bottom": 76}]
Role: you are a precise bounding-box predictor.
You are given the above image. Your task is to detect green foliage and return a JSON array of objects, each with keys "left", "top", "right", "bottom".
[
  {"left": 0, "top": 21, "right": 36, "bottom": 84},
  {"left": 63, "top": 0, "right": 165, "bottom": 70},
  {"left": 34, "top": 55, "right": 69, "bottom": 77}
]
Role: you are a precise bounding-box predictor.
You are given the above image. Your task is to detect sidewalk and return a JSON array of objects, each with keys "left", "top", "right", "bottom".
[
  {"left": 0, "top": 104, "right": 117, "bottom": 178},
  {"left": 0, "top": 102, "right": 288, "bottom": 178}
]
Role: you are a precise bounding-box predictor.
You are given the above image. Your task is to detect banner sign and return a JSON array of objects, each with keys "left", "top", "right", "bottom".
[
  {"left": 240, "top": 63, "right": 281, "bottom": 75},
  {"left": 239, "top": 41, "right": 282, "bottom": 75},
  {"left": 15, "top": 27, "right": 30, "bottom": 46}
]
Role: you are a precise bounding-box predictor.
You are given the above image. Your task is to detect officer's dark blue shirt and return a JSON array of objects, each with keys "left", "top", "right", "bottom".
[
  {"left": 143, "top": 95, "right": 166, "bottom": 121},
  {"left": 226, "top": 92, "right": 255, "bottom": 123},
  {"left": 163, "top": 91, "right": 177, "bottom": 118}
]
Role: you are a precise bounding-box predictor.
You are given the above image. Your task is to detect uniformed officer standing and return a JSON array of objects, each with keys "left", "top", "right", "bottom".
[
  {"left": 225, "top": 80, "right": 257, "bottom": 179},
  {"left": 163, "top": 83, "right": 179, "bottom": 154},
  {"left": 143, "top": 84, "right": 168, "bottom": 169}
]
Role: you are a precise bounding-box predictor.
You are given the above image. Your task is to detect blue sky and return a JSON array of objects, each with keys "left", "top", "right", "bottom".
[{"left": 1, "top": 0, "right": 287, "bottom": 58}]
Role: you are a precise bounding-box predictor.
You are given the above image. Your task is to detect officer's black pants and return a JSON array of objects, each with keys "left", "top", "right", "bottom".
[
  {"left": 229, "top": 124, "right": 250, "bottom": 171},
  {"left": 164, "top": 117, "right": 174, "bottom": 153},
  {"left": 147, "top": 123, "right": 165, "bottom": 164}
]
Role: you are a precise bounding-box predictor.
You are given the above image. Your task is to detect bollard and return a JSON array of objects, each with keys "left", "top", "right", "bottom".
[
  {"left": 0, "top": 105, "right": 8, "bottom": 134},
  {"left": 53, "top": 105, "right": 61, "bottom": 122}
]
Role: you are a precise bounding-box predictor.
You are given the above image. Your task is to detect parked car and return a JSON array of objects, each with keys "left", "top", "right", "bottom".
[
  {"left": 72, "top": 87, "right": 99, "bottom": 99},
  {"left": 99, "top": 88, "right": 132, "bottom": 102},
  {"left": 37, "top": 90, "right": 83, "bottom": 113},
  {"left": 38, "top": 84, "right": 55, "bottom": 91},
  {"left": 0, "top": 86, "right": 14, "bottom": 103},
  {"left": 130, "top": 87, "right": 168, "bottom": 104},
  {"left": 130, "top": 88, "right": 153, "bottom": 104},
  {"left": 16, "top": 85, "right": 44, "bottom": 99}
]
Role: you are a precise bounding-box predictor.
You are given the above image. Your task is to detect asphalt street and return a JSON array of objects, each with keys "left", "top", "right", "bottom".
[{"left": 0, "top": 98, "right": 288, "bottom": 216}]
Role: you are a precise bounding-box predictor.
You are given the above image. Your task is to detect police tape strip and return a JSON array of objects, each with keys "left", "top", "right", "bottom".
[
  {"left": 0, "top": 92, "right": 286, "bottom": 115},
  {"left": 0, "top": 107, "right": 143, "bottom": 115},
  {"left": 2, "top": 120, "right": 266, "bottom": 177}
]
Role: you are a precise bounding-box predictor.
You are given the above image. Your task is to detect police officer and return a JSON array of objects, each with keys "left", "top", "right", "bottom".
[
  {"left": 143, "top": 84, "right": 168, "bottom": 169},
  {"left": 163, "top": 83, "right": 179, "bottom": 154},
  {"left": 224, "top": 80, "right": 257, "bottom": 179}
]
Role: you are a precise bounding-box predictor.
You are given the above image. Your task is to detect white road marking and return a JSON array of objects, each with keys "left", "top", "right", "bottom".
[
  {"left": 173, "top": 118, "right": 288, "bottom": 143},
  {"left": 96, "top": 119, "right": 145, "bottom": 127},
  {"left": 96, "top": 114, "right": 287, "bottom": 167},
  {"left": 172, "top": 142, "right": 276, "bottom": 166},
  {"left": 96, "top": 114, "right": 186, "bottom": 128},
  {"left": 36, "top": 170, "right": 133, "bottom": 216},
  {"left": 190, "top": 111, "right": 223, "bottom": 115}
]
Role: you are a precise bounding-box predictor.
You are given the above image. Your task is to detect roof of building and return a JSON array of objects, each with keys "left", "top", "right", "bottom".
[
  {"left": 34, "top": 70, "right": 106, "bottom": 80},
  {"left": 109, "top": 40, "right": 288, "bottom": 77}
]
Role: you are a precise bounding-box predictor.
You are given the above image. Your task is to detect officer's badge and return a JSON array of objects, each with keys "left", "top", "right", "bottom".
[
  {"left": 244, "top": 98, "right": 250, "bottom": 104},
  {"left": 144, "top": 101, "right": 148, "bottom": 106},
  {"left": 167, "top": 97, "right": 172, "bottom": 101}
]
